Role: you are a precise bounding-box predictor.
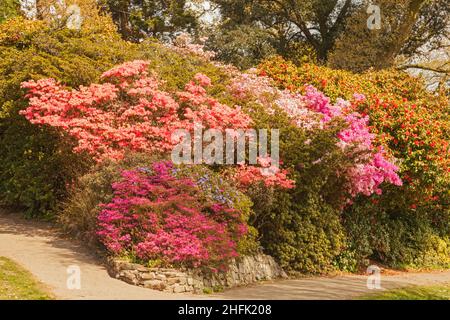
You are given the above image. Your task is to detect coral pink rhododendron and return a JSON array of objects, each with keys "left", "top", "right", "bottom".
[
  {"left": 236, "top": 157, "right": 294, "bottom": 189},
  {"left": 20, "top": 60, "right": 293, "bottom": 189},
  {"left": 20, "top": 60, "right": 251, "bottom": 162},
  {"left": 96, "top": 161, "right": 246, "bottom": 268}
]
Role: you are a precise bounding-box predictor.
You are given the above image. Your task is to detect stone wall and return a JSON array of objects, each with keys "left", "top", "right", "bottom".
[{"left": 107, "top": 254, "right": 287, "bottom": 294}]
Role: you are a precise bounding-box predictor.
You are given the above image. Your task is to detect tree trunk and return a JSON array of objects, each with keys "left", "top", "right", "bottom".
[
  {"left": 123, "top": 1, "right": 133, "bottom": 39},
  {"left": 35, "top": 0, "right": 47, "bottom": 19},
  {"left": 380, "top": 0, "right": 427, "bottom": 67}
]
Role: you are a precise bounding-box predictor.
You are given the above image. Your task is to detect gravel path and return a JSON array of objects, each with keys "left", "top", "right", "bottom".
[{"left": 1, "top": 210, "right": 449, "bottom": 300}]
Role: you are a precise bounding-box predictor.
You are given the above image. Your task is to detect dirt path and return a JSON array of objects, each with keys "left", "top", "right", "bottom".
[
  {"left": 1, "top": 210, "right": 449, "bottom": 300},
  {"left": 212, "top": 270, "right": 450, "bottom": 300},
  {"left": 0, "top": 211, "right": 197, "bottom": 300}
]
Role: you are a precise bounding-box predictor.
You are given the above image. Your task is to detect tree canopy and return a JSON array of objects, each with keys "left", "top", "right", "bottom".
[
  {"left": 209, "top": 0, "right": 449, "bottom": 71},
  {"left": 98, "top": 0, "right": 199, "bottom": 41},
  {"left": 0, "top": 0, "right": 20, "bottom": 23}
]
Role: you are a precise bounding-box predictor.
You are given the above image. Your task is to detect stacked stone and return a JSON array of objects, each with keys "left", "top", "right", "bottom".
[{"left": 107, "top": 254, "right": 287, "bottom": 294}]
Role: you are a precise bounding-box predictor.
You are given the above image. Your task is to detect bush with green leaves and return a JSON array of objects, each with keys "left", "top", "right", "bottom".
[
  {"left": 0, "top": 16, "right": 133, "bottom": 216},
  {"left": 259, "top": 56, "right": 450, "bottom": 270},
  {"left": 237, "top": 101, "right": 357, "bottom": 273},
  {"left": 0, "top": 16, "right": 228, "bottom": 217},
  {"left": 0, "top": 0, "right": 19, "bottom": 24},
  {"left": 59, "top": 153, "right": 259, "bottom": 256},
  {"left": 343, "top": 196, "right": 450, "bottom": 270}
]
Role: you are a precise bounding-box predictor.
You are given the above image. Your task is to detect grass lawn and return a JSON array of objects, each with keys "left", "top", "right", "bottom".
[
  {"left": 361, "top": 284, "right": 450, "bottom": 300},
  {"left": 0, "top": 256, "right": 53, "bottom": 300}
]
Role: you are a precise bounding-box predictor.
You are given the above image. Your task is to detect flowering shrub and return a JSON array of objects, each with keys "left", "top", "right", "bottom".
[
  {"left": 97, "top": 161, "right": 248, "bottom": 268},
  {"left": 21, "top": 61, "right": 202, "bottom": 161},
  {"left": 258, "top": 55, "right": 449, "bottom": 206},
  {"left": 258, "top": 55, "right": 450, "bottom": 269},
  {"left": 20, "top": 60, "right": 294, "bottom": 189},
  {"left": 228, "top": 70, "right": 402, "bottom": 200}
]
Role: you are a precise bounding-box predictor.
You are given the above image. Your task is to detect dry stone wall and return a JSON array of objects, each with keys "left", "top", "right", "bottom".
[{"left": 107, "top": 254, "right": 287, "bottom": 294}]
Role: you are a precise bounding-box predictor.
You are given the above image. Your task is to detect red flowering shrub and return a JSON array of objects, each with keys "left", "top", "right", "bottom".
[
  {"left": 258, "top": 56, "right": 450, "bottom": 269},
  {"left": 258, "top": 56, "right": 449, "bottom": 206},
  {"left": 97, "top": 161, "right": 248, "bottom": 268}
]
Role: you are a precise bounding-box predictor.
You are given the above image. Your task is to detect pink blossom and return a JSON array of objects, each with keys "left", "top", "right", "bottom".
[
  {"left": 96, "top": 162, "right": 247, "bottom": 268},
  {"left": 229, "top": 69, "right": 402, "bottom": 199}
]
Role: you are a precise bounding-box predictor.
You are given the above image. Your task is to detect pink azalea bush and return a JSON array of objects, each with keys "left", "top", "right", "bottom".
[
  {"left": 20, "top": 60, "right": 231, "bottom": 162},
  {"left": 169, "top": 35, "right": 401, "bottom": 199},
  {"left": 228, "top": 70, "right": 402, "bottom": 199},
  {"left": 97, "top": 161, "right": 248, "bottom": 268}
]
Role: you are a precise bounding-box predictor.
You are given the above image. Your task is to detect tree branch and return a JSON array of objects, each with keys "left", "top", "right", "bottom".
[
  {"left": 397, "top": 64, "right": 449, "bottom": 74},
  {"left": 329, "top": 0, "right": 352, "bottom": 36}
]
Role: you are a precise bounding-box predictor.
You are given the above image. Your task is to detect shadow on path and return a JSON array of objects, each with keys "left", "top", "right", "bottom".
[{"left": 1, "top": 209, "right": 449, "bottom": 300}]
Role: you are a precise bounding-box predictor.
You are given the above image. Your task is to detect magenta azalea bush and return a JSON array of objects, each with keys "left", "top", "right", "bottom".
[{"left": 97, "top": 161, "right": 248, "bottom": 268}]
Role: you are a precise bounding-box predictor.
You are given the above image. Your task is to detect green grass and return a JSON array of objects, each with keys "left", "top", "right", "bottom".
[
  {"left": 0, "top": 256, "right": 53, "bottom": 300},
  {"left": 361, "top": 284, "right": 450, "bottom": 300}
]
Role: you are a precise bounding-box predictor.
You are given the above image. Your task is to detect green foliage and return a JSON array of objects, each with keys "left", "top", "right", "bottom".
[
  {"left": 211, "top": 0, "right": 448, "bottom": 68},
  {"left": 0, "top": 0, "right": 20, "bottom": 24},
  {"left": 344, "top": 198, "right": 450, "bottom": 270},
  {"left": 100, "top": 0, "right": 199, "bottom": 42},
  {"left": 206, "top": 24, "right": 277, "bottom": 70},
  {"left": 258, "top": 191, "right": 346, "bottom": 273},
  {"left": 240, "top": 102, "right": 354, "bottom": 273},
  {"left": 329, "top": 0, "right": 450, "bottom": 72},
  {"left": 0, "top": 17, "right": 142, "bottom": 217},
  {"left": 0, "top": 114, "right": 90, "bottom": 217},
  {"left": 259, "top": 56, "right": 450, "bottom": 270}
]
